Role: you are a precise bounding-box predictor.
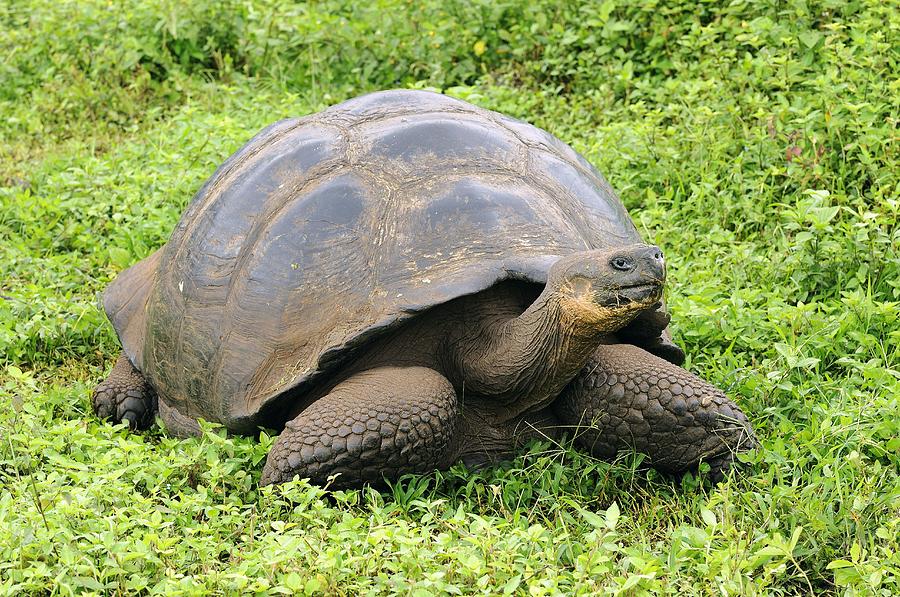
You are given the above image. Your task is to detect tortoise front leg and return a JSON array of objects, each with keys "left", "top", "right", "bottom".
[
  {"left": 554, "top": 344, "right": 757, "bottom": 480},
  {"left": 617, "top": 301, "right": 685, "bottom": 365},
  {"left": 261, "top": 366, "right": 458, "bottom": 488},
  {"left": 92, "top": 353, "right": 158, "bottom": 430}
]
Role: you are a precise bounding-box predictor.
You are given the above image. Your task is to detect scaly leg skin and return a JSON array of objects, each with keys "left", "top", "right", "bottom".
[
  {"left": 617, "top": 302, "right": 686, "bottom": 366},
  {"left": 261, "top": 366, "right": 458, "bottom": 488},
  {"left": 92, "top": 353, "right": 157, "bottom": 430},
  {"left": 555, "top": 344, "right": 757, "bottom": 481}
]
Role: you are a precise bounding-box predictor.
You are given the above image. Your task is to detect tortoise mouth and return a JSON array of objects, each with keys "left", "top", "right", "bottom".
[{"left": 607, "top": 281, "right": 663, "bottom": 306}]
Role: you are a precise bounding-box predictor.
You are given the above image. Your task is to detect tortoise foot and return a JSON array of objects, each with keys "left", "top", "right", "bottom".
[
  {"left": 92, "top": 353, "right": 157, "bottom": 430},
  {"left": 555, "top": 344, "right": 757, "bottom": 480},
  {"left": 261, "top": 366, "right": 457, "bottom": 488}
]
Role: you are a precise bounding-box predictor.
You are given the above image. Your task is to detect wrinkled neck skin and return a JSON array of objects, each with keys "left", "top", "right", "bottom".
[{"left": 452, "top": 284, "right": 644, "bottom": 420}]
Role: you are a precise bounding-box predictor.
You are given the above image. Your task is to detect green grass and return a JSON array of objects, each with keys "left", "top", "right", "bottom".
[{"left": 1, "top": 0, "right": 898, "bottom": 594}]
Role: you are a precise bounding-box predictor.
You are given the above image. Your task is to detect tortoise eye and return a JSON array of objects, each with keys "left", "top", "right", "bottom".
[{"left": 610, "top": 257, "right": 633, "bottom": 271}]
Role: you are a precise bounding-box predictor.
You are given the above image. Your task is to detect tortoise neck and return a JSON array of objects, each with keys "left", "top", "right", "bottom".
[{"left": 454, "top": 285, "right": 609, "bottom": 417}]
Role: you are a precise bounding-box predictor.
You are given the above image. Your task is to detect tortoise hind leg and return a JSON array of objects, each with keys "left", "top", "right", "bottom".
[
  {"left": 554, "top": 344, "right": 757, "bottom": 481},
  {"left": 92, "top": 353, "right": 158, "bottom": 430},
  {"left": 261, "top": 366, "right": 458, "bottom": 487}
]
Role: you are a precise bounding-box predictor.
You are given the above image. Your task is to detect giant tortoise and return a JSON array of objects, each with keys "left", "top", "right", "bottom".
[{"left": 92, "top": 90, "right": 756, "bottom": 487}]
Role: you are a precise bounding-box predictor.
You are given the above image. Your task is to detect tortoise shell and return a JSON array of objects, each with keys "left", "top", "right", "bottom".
[{"left": 104, "top": 90, "right": 643, "bottom": 432}]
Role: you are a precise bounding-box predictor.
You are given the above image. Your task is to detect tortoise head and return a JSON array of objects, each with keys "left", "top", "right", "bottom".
[{"left": 547, "top": 244, "right": 666, "bottom": 332}]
